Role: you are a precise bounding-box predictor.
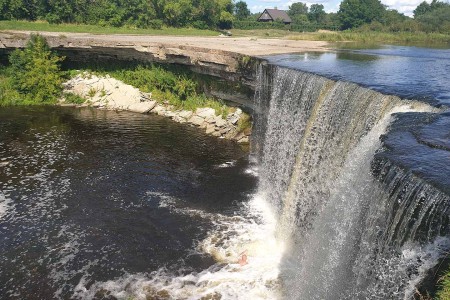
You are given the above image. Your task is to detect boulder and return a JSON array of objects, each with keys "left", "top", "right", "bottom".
[
  {"left": 206, "top": 124, "right": 216, "bottom": 134},
  {"left": 128, "top": 101, "right": 157, "bottom": 113},
  {"left": 189, "top": 116, "right": 205, "bottom": 126},
  {"left": 214, "top": 117, "right": 227, "bottom": 127},
  {"left": 196, "top": 108, "right": 216, "bottom": 118},
  {"left": 238, "top": 136, "right": 249, "bottom": 144},
  {"left": 179, "top": 110, "right": 193, "bottom": 119}
]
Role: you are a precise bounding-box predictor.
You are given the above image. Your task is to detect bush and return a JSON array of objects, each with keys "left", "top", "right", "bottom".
[
  {"left": 8, "top": 34, "right": 64, "bottom": 104},
  {"left": 436, "top": 268, "right": 450, "bottom": 300},
  {"left": 148, "top": 19, "right": 163, "bottom": 30},
  {"left": 192, "top": 20, "right": 209, "bottom": 30}
]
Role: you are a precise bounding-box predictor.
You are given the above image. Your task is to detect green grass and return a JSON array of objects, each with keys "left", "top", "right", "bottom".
[
  {"left": 230, "top": 28, "right": 450, "bottom": 45},
  {"left": 0, "top": 20, "right": 219, "bottom": 36},
  {"left": 63, "top": 92, "right": 85, "bottom": 104},
  {"left": 0, "top": 67, "right": 22, "bottom": 106},
  {"left": 76, "top": 65, "right": 232, "bottom": 117},
  {"left": 287, "top": 31, "right": 450, "bottom": 44},
  {"left": 436, "top": 267, "right": 450, "bottom": 300}
]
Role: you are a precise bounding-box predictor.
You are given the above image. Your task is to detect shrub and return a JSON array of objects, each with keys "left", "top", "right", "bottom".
[
  {"left": 8, "top": 34, "right": 64, "bottom": 104},
  {"left": 436, "top": 268, "right": 450, "bottom": 300},
  {"left": 148, "top": 19, "right": 163, "bottom": 30},
  {"left": 63, "top": 92, "right": 85, "bottom": 104}
]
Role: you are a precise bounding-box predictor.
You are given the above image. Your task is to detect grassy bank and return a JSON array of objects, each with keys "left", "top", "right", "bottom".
[
  {"left": 436, "top": 267, "right": 450, "bottom": 300},
  {"left": 231, "top": 28, "right": 450, "bottom": 45},
  {"left": 287, "top": 31, "right": 450, "bottom": 45},
  {"left": 73, "top": 65, "right": 232, "bottom": 117},
  {"left": 0, "top": 34, "right": 236, "bottom": 121},
  {"left": 0, "top": 20, "right": 219, "bottom": 36}
]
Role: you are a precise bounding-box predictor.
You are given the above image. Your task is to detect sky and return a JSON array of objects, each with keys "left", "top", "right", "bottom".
[{"left": 245, "top": 0, "right": 432, "bottom": 16}]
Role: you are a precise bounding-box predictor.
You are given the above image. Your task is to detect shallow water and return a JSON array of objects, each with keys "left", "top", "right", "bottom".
[{"left": 0, "top": 107, "right": 269, "bottom": 299}]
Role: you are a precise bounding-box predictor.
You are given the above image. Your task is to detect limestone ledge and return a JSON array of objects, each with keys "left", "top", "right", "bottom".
[{"left": 62, "top": 74, "right": 251, "bottom": 144}]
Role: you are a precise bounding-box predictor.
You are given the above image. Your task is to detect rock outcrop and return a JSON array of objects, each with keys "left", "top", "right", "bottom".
[{"left": 63, "top": 74, "right": 251, "bottom": 143}]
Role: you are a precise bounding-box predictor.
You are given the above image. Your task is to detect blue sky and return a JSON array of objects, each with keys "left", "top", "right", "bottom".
[{"left": 245, "top": 0, "right": 433, "bottom": 16}]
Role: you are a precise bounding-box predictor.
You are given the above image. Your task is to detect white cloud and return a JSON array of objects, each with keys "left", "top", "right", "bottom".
[{"left": 381, "top": 0, "right": 430, "bottom": 16}]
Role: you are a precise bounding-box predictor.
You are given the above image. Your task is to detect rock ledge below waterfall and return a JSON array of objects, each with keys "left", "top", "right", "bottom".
[{"left": 61, "top": 74, "right": 251, "bottom": 143}]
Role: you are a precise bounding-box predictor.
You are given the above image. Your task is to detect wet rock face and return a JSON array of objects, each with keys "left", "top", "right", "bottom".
[{"left": 63, "top": 74, "right": 251, "bottom": 143}]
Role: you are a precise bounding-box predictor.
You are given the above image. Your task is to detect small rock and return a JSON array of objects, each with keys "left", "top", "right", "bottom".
[
  {"left": 220, "top": 127, "right": 231, "bottom": 134},
  {"left": 206, "top": 124, "right": 216, "bottom": 134},
  {"left": 179, "top": 110, "right": 193, "bottom": 119},
  {"left": 164, "top": 111, "right": 176, "bottom": 118},
  {"left": 189, "top": 116, "right": 205, "bottom": 126},
  {"left": 212, "top": 131, "right": 222, "bottom": 137},
  {"left": 152, "top": 104, "right": 166, "bottom": 115},
  {"left": 0, "top": 161, "right": 10, "bottom": 167},
  {"left": 238, "top": 136, "right": 249, "bottom": 144},
  {"left": 215, "top": 118, "right": 227, "bottom": 127},
  {"left": 140, "top": 92, "right": 152, "bottom": 100},
  {"left": 205, "top": 116, "right": 216, "bottom": 124},
  {"left": 128, "top": 101, "right": 157, "bottom": 113},
  {"left": 196, "top": 108, "right": 216, "bottom": 119},
  {"left": 172, "top": 116, "right": 186, "bottom": 123},
  {"left": 233, "top": 132, "right": 246, "bottom": 141},
  {"left": 227, "top": 114, "right": 240, "bottom": 125}
]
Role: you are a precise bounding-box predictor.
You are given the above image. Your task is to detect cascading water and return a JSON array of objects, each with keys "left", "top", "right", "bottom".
[{"left": 254, "top": 65, "right": 450, "bottom": 299}]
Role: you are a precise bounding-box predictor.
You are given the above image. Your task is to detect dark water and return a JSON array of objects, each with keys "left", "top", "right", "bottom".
[
  {"left": 266, "top": 45, "right": 450, "bottom": 106},
  {"left": 0, "top": 106, "right": 256, "bottom": 299}
]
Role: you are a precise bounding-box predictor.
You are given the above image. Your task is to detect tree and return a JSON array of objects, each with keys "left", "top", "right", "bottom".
[
  {"left": 417, "top": 4, "right": 450, "bottom": 32},
  {"left": 414, "top": 0, "right": 448, "bottom": 18},
  {"left": 338, "top": 0, "right": 385, "bottom": 30},
  {"left": 414, "top": 1, "right": 431, "bottom": 18},
  {"left": 382, "top": 9, "right": 407, "bottom": 25},
  {"left": 234, "top": 0, "right": 250, "bottom": 20},
  {"left": 288, "top": 2, "right": 308, "bottom": 17},
  {"left": 308, "top": 4, "right": 326, "bottom": 24},
  {"left": 218, "top": 10, "right": 234, "bottom": 29},
  {"left": 9, "top": 35, "right": 64, "bottom": 103}
]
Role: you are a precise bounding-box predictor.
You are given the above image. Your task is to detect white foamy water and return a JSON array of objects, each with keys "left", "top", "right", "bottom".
[
  {"left": 73, "top": 193, "right": 284, "bottom": 300},
  {"left": 0, "top": 191, "right": 11, "bottom": 219}
]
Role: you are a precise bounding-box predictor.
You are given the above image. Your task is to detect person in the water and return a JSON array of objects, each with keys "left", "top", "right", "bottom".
[{"left": 238, "top": 250, "right": 248, "bottom": 266}]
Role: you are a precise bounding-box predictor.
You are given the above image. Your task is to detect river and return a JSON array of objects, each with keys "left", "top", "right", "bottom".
[{"left": 1, "top": 43, "right": 450, "bottom": 299}]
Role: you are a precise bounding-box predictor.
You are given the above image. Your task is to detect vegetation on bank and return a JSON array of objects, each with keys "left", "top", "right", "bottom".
[
  {"left": 228, "top": 28, "right": 450, "bottom": 45},
  {"left": 287, "top": 31, "right": 450, "bottom": 45},
  {"left": 75, "top": 65, "right": 232, "bottom": 117},
  {"left": 436, "top": 266, "right": 450, "bottom": 300},
  {"left": 0, "top": 0, "right": 449, "bottom": 40},
  {"left": 0, "top": 0, "right": 235, "bottom": 29},
  {"left": 0, "top": 34, "right": 64, "bottom": 106},
  {"left": 0, "top": 35, "right": 236, "bottom": 122}
]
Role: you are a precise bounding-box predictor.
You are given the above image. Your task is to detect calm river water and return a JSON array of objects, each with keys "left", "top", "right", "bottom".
[{"left": 266, "top": 44, "right": 450, "bottom": 106}]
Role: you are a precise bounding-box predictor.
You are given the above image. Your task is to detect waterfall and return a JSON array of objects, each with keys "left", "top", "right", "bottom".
[{"left": 254, "top": 65, "right": 450, "bottom": 299}]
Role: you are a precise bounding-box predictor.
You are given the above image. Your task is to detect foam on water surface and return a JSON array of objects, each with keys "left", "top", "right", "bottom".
[{"left": 74, "top": 193, "right": 284, "bottom": 300}]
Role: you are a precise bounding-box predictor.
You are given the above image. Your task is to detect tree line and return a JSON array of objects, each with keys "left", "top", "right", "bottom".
[
  {"left": 0, "top": 0, "right": 448, "bottom": 33},
  {"left": 0, "top": 0, "right": 236, "bottom": 29}
]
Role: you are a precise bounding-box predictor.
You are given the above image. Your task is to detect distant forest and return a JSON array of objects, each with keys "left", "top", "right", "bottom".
[{"left": 0, "top": 0, "right": 449, "bottom": 32}]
